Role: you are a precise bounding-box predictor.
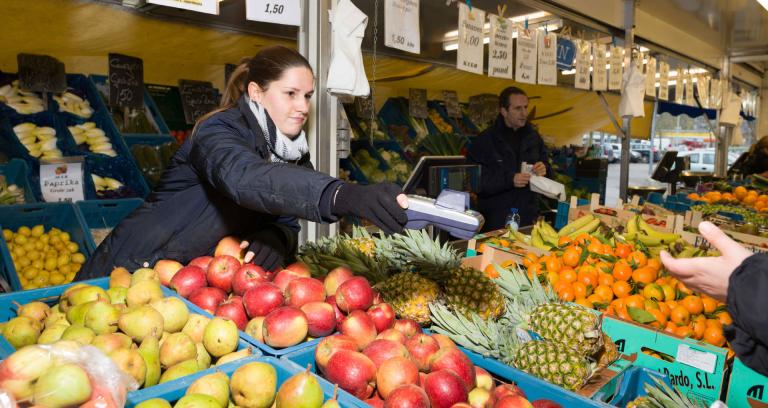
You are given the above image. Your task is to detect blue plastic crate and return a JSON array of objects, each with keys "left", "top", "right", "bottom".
[
  {"left": 0, "top": 110, "right": 79, "bottom": 163},
  {"left": 606, "top": 367, "right": 671, "bottom": 407},
  {"left": 0, "top": 202, "right": 94, "bottom": 292},
  {"left": 75, "top": 198, "right": 143, "bottom": 249},
  {"left": 59, "top": 109, "right": 133, "bottom": 161},
  {"left": 555, "top": 199, "right": 589, "bottom": 230},
  {"left": 89, "top": 74, "right": 171, "bottom": 135},
  {"left": 49, "top": 74, "right": 107, "bottom": 120},
  {"left": 0, "top": 159, "right": 37, "bottom": 203},
  {"left": 646, "top": 192, "right": 664, "bottom": 205},
  {"left": 83, "top": 154, "right": 150, "bottom": 200}
]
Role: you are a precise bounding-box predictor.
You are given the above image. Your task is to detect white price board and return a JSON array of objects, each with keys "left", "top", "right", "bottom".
[
  {"left": 488, "top": 14, "right": 513, "bottom": 79},
  {"left": 645, "top": 56, "right": 657, "bottom": 98},
  {"left": 456, "top": 3, "right": 485, "bottom": 75},
  {"left": 246, "top": 0, "right": 301, "bottom": 26},
  {"left": 574, "top": 40, "right": 591, "bottom": 90},
  {"left": 148, "top": 0, "right": 218, "bottom": 14},
  {"left": 608, "top": 46, "right": 623, "bottom": 90},
  {"left": 515, "top": 28, "right": 537, "bottom": 84},
  {"left": 710, "top": 78, "right": 722, "bottom": 109},
  {"left": 385, "top": 0, "right": 420, "bottom": 54},
  {"left": 658, "top": 61, "right": 669, "bottom": 101},
  {"left": 675, "top": 68, "right": 684, "bottom": 104},
  {"left": 39, "top": 157, "right": 85, "bottom": 203},
  {"left": 697, "top": 75, "right": 710, "bottom": 108},
  {"left": 537, "top": 32, "right": 557, "bottom": 86},
  {"left": 684, "top": 72, "right": 695, "bottom": 106},
  {"left": 592, "top": 44, "right": 607, "bottom": 91}
]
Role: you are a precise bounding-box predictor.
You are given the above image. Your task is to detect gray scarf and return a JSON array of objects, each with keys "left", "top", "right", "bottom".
[{"left": 247, "top": 96, "right": 309, "bottom": 163}]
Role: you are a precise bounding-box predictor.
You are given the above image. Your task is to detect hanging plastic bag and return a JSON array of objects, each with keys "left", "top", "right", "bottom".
[
  {"left": 619, "top": 64, "right": 646, "bottom": 118},
  {"left": 529, "top": 175, "right": 566, "bottom": 201},
  {"left": 0, "top": 341, "right": 139, "bottom": 408}
]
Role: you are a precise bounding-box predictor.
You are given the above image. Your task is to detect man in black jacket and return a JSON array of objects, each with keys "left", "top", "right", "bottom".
[{"left": 467, "top": 87, "right": 550, "bottom": 231}]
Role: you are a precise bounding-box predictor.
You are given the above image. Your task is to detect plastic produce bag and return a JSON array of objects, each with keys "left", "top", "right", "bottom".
[
  {"left": 619, "top": 64, "right": 646, "bottom": 118},
  {"left": 0, "top": 341, "right": 139, "bottom": 408},
  {"left": 529, "top": 175, "right": 566, "bottom": 201}
]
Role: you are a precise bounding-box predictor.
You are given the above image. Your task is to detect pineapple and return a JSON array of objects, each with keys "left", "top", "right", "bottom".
[
  {"left": 627, "top": 376, "right": 707, "bottom": 408},
  {"left": 378, "top": 272, "right": 439, "bottom": 325},
  {"left": 513, "top": 340, "right": 594, "bottom": 391},
  {"left": 444, "top": 267, "right": 505, "bottom": 320},
  {"left": 594, "top": 333, "right": 619, "bottom": 368},
  {"left": 527, "top": 303, "right": 603, "bottom": 357}
]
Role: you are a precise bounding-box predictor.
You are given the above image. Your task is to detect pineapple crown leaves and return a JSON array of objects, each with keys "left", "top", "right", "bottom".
[
  {"left": 491, "top": 263, "right": 558, "bottom": 319},
  {"left": 380, "top": 229, "right": 462, "bottom": 277},
  {"left": 643, "top": 376, "right": 708, "bottom": 408}
]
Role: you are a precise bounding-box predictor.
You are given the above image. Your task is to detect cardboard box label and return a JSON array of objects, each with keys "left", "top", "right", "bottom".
[{"left": 676, "top": 344, "right": 717, "bottom": 374}]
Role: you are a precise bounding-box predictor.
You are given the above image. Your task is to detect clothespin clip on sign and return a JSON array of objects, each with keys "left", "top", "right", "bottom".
[
  {"left": 524, "top": 17, "right": 529, "bottom": 29},
  {"left": 465, "top": 0, "right": 472, "bottom": 10}
]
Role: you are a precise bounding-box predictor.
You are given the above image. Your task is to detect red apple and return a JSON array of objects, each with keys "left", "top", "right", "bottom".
[
  {"left": 376, "top": 356, "right": 419, "bottom": 399},
  {"left": 531, "top": 400, "right": 562, "bottom": 408},
  {"left": 429, "top": 347, "right": 476, "bottom": 391},
  {"left": 377, "top": 328, "right": 407, "bottom": 344},
  {"left": 315, "top": 334, "right": 358, "bottom": 374},
  {"left": 285, "top": 261, "right": 310, "bottom": 275},
  {"left": 336, "top": 277, "right": 374, "bottom": 312},
  {"left": 419, "top": 372, "right": 428, "bottom": 387},
  {"left": 325, "top": 349, "right": 377, "bottom": 399},
  {"left": 383, "top": 384, "right": 430, "bottom": 408},
  {"left": 491, "top": 384, "right": 527, "bottom": 403},
  {"left": 423, "top": 369, "right": 468, "bottom": 408},
  {"left": 243, "top": 283, "right": 284, "bottom": 318},
  {"left": 393, "top": 319, "right": 422, "bottom": 338},
  {"left": 231, "top": 263, "right": 270, "bottom": 296},
  {"left": 189, "top": 256, "right": 214, "bottom": 270},
  {"left": 262, "top": 306, "right": 308, "bottom": 348},
  {"left": 367, "top": 303, "right": 396, "bottom": 333},
  {"left": 214, "top": 236, "right": 245, "bottom": 262},
  {"left": 450, "top": 404, "right": 472, "bottom": 408},
  {"left": 326, "top": 295, "right": 345, "bottom": 329},
  {"left": 323, "top": 266, "right": 354, "bottom": 296},
  {"left": 188, "top": 286, "right": 227, "bottom": 313},
  {"left": 363, "top": 339, "right": 410, "bottom": 368},
  {"left": 432, "top": 333, "right": 458, "bottom": 350},
  {"left": 273, "top": 268, "right": 310, "bottom": 293},
  {"left": 495, "top": 395, "right": 533, "bottom": 408},
  {"left": 474, "top": 366, "right": 493, "bottom": 391},
  {"left": 285, "top": 277, "right": 326, "bottom": 308},
  {"left": 406, "top": 333, "right": 440, "bottom": 372},
  {"left": 468, "top": 387, "right": 491, "bottom": 408},
  {"left": 300, "top": 301, "right": 336, "bottom": 337},
  {"left": 207, "top": 255, "right": 241, "bottom": 292},
  {"left": 154, "top": 259, "right": 183, "bottom": 286},
  {"left": 365, "top": 395, "right": 385, "bottom": 408},
  {"left": 170, "top": 265, "right": 207, "bottom": 297},
  {"left": 215, "top": 298, "right": 248, "bottom": 330},
  {"left": 340, "top": 310, "right": 377, "bottom": 350}
]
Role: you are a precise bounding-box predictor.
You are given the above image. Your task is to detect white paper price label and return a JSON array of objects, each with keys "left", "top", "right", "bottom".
[
  {"left": 685, "top": 72, "right": 695, "bottom": 106},
  {"left": 537, "top": 32, "right": 557, "bottom": 86},
  {"left": 676, "top": 344, "right": 717, "bottom": 374},
  {"left": 488, "top": 14, "right": 513, "bottom": 79},
  {"left": 456, "top": 3, "right": 485, "bottom": 75},
  {"left": 675, "top": 67, "right": 684, "bottom": 104},
  {"left": 40, "top": 157, "right": 85, "bottom": 203},
  {"left": 515, "top": 28, "right": 537, "bottom": 84},
  {"left": 697, "top": 75, "right": 710, "bottom": 108},
  {"left": 645, "top": 56, "right": 657, "bottom": 98},
  {"left": 246, "top": 0, "right": 301, "bottom": 26},
  {"left": 592, "top": 44, "right": 607, "bottom": 91},
  {"left": 608, "top": 46, "right": 623, "bottom": 90},
  {"left": 385, "top": 0, "right": 420, "bottom": 54},
  {"left": 574, "top": 40, "right": 591, "bottom": 90},
  {"left": 148, "top": 0, "right": 218, "bottom": 14},
  {"left": 658, "top": 61, "right": 670, "bottom": 101}
]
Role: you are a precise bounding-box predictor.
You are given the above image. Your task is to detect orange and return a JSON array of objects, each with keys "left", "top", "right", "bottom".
[
  {"left": 648, "top": 309, "right": 668, "bottom": 328},
  {"left": 588, "top": 293, "right": 606, "bottom": 307},
  {"left": 594, "top": 285, "right": 614, "bottom": 303},
  {"left": 527, "top": 263, "right": 543, "bottom": 278},
  {"left": 612, "top": 260, "right": 633, "bottom": 281},
  {"left": 553, "top": 280, "right": 570, "bottom": 294},
  {"left": 666, "top": 300, "right": 679, "bottom": 310},
  {"left": 573, "top": 233, "right": 592, "bottom": 245},
  {"left": 657, "top": 302, "right": 671, "bottom": 318},
  {"left": 701, "top": 296, "right": 718, "bottom": 314},
  {"left": 612, "top": 280, "right": 633, "bottom": 298},
  {"left": 598, "top": 273, "right": 615, "bottom": 287},
  {"left": 545, "top": 257, "right": 562, "bottom": 274},
  {"left": 558, "top": 236, "right": 573, "bottom": 246},
  {"left": 575, "top": 297, "right": 593, "bottom": 309},
  {"left": 661, "top": 284, "right": 676, "bottom": 301},
  {"left": 558, "top": 285, "right": 575, "bottom": 302},
  {"left": 734, "top": 186, "right": 748, "bottom": 200},
  {"left": 692, "top": 315, "right": 707, "bottom": 340},
  {"left": 524, "top": 252, "right": 539, "bottom": 265},
  {"left": 546, "top": 271, "right": 560, "bottom": 286},
  {"left": 706, "top": 318, "right": 722, "bottom": 329},
  {"left": 716, "top": 311, "right": 733, "bottom": 326},
  {"left": 680, "top": 295, "right": 704, "bottom": 315},
  {"left": 674, "top": 325, "right": 694, "bottom": 338},
  {"left": 721, "top": 193, "right": 735, "bottom": 202},
  {"left": 559, "top": 267, "right": 577, "bottom": 283},
  {"left": 703, "top": 326, "right": 726, "bottom": 347},
  {"left": 594, "top": 261, "right": 613, "bottom": 275},
  {"left": 632, "top": 267, "right": 658, "bottom": 285},
  {"left": 484, "top": 264, "right": 499, "bottom": 279},
  {"left": 743, "top": 195, "right": 757, "bottom": 205},
  {"left": 642, "top": 284, "right": 664, "bottom": 301},
  {"left": 602, "top": 244, "right": 615, "bottom": 256},
  {"left": 625, "top": 294, "right": 646, "bottom": 310},
  {"left": 670, "top": 306, "right": 691, "bottom": 326},
  {"left": 664, "top": 321, "right": 677, "bottom": 334},
  {"left": 477, "top": 243, "right": 487, "bottom": 253},
  {"left": 615, "top": 243, "right": 632, "bottom": 259},
  {"left": 758, "top": 194, "right": 768, "bottom": 202},
  {"left": 627, "top": 251, "right": 648, "bottom": 268},
  {"left": 562, "top": 248, "right": 581, "bottom": 267},
  {"left": 587, "top": 240, "right": 603, "bottom": 254},
  {"left": 572, "top": 281, "right": 590, "bottom": 299},
  {"left": 646, "top": 258, "right": 662, "bottom": 272},
  {"left": 687, "top": 193, "right": 700, "bottom": 201},
  {"left": 676, "top": 281, "right": 693, "bottom": 297},
  {"left": 644, "top": 299, "right": 660, "bottom": 311},
  {"left": 498, "top": 239, "right": 511, "bottom": 248},
  {"left": 578, "top": 269, "right": 598, "bottom": 287}
]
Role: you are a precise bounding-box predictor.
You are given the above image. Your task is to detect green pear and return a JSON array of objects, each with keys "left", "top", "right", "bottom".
[
  {"left": 182, "top": 314, "right": 210, "bottom": 343},
  {"left": 3, "top": 316, "right": 42, "bottom": 348},
  {"left": 230, "top": 361, "right": 277, "bottom": 408},
  {"left": 61, "top": 324, "right": 95, "bottom": 345},
  {"left": 131, "top": 267, "right": 160, "bottom": 286},
  {"left": 67, "top": 285, "right": 109, "bottom": 307},
  {"left": 244, "top": 317, "right": 264, "bottom": 342},
  {"left": 160, "top": 331, "right": 171, "bottom": 347},
  {"left": 1, "top": 344, "right": 53, "bottom": 381},
  {"left": 118, "top": 305, "right": 164, "bottom": 342},
  {"left": 92, "top": 332, "right": 134, "bottom": 355},
  {"left": 214, "top": 348, "right": 252, "bottom": 366},
  {"left": 84, "top": 300, "right": 120, "bottom": 334},
  {"left": 43, "top": 310, "right": 69, "bottom": 328},
  {"left": 275, "top": 368, "right": 324, "bottom": 408},
  {"left": 110, "top": 347, "right": 147, "bottom": 386},
  {"left": 138, "top": 331, "right": 162, "bottom": 388},
  {"left": 65, "top": 300, "right": 95, "bottom": 325},
  {"left": 135, "top": 398, "right": 172, "bottom": 408},
  {"left": 174, "top": 393, "right": 221, "bottom": 408},
  {"left": 159, "top": 359, "right": 199, "bottom": 384},
  {"left": 107, "top": 286, "right": 128, "bottom": 304},
  {"left": 110, "top": 267, "right": 132, "bottom": 288},
  {"left": 58, "top": 283, "right": 90, "bottom": 312},
  {"left": 37, "top": 324, "right": 69, "bottom": 344},
  {"left": 319, "top": 386, "right": 340, "bottom": 408},
  {"left": 150, "top": 297, "right": 189, "bottom": 332},
  {"left": 187, "top": 371, "right": 230, "bottom": 408},
  {"left": 196, "top": 343, "right": 212, "bottom": 369},
  {"left": 203, "top": 317, "right": 238, "bottom": 357},
  {"left": 0, "top": 378, "right": 34, "bottom": 402},
  {"left": 33, "top": 363, "right": 92, "bottom": 408},
  {"left": 14, "top": 301, "right": 50, "bottom": 322},
  {"left": 160, "top": 332, "right": 197, "bottom": 368},
  {"left": 126, "top": 280, "right": 163, "bottom": 307}
]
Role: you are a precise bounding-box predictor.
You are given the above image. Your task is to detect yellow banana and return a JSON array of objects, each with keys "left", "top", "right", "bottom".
[
  {"left": 625, "top": 215, "right": 639, "bottom": 236},
  {"left": 531, "top": 229, "right": 550, "bottom": 251},
  {"left": 637, "top": 218, "right": 680, "bottom": 244},
  {"left": 568, "top": 218, "right": 601, "bottom": 239},
  {"left": 558, "top": 214, "right": 595, "bottom": 237}
]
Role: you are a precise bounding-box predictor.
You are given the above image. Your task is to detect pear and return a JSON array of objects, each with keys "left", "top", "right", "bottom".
[
  {"left": 110, "top": 347, "right": 147, "bottom": 386},
  {"left": 131, "top": 267, "right": 160, "bottom": 286},
  {"left": 65, "top": 301, "right": 95, "bottom": 325},
  {"left": 230, "top": 361, "right": 277, "bottom": 408},
  {"left": 203, "top": 317, "right": 238, "bottom": 357},
  {"left": 275, "top": 367, "right": 324, "bottom": 408},
  {"left": 138, "top": 331, "right": 162, "bottom": 388},
  {"left": 92, "top": 332, "right": 134, "bottom": 355},
  {"left": 175, "top": 394, "right": 221, "bottom": 408},
  {"left": 43, "top": 310, "right": 69, "bottom": 328},
  {"left": 118, "top": 305, "right": 164, "bottom": 342},
  {"left": 67, "top": 285, "right": 109, "bottom": 307},
  {"left": 14, "top": 301, "right": 50, "bottom": 322},
  {"left": 107, "top": 286, "right": 128, "bottom": 304},
  {"left": 109, "top": 266, "right": 132, "bottom": 288},
  {"left": 320, "top": 386, "right": 341, "bottom": 408},
  {"left": 214, "top": 347, "right": 252, "bottom": 366},
  {"left": 1, "top": 344, "right": 54, "bottom": 381},
  {"left": 84, "top": 300, "right": 120, "bottom": 334},
  {"left": 1, "top": 378, "right": 35, "bottom": 402},
  {"left": 159, "top": 359, "right": 199, "bottom": 384},
  {"left": 182, "top": 314, "right": 210, "bottom": 343},
  {"left": 126, "top": 280, "right": 163, "bottom": 307},
  {"left": 3, "top": 316, "right": 42, "bottom": 348},
  {"left": 150, "top": 297, "right": 189, "bottom": 332},
  {"left": 159, "top": 331, "right": 171, "bottom": 347},
  {"left": 58, "top": 283, "right": 90, "bottom": 312},
  {"left": 160, "top": 332, "right": 197, "bottom": 368},
  {"left": 196, "top": 343, "right": 212, "bottom": 369},
  {"left": 33, "top": 363, "right": 92, "bottom": 408},
  {"left": 37, "top": 324, "right": 69, "bottom": 344},
  {"left": 135, "top": 398, "right": 172, "bottom": 408},
  {"left": 61, "top": 324, "right": 95, "bottom": 345},
  {"left": 187, "top": 371, "right": 230, "bottom": 408}
]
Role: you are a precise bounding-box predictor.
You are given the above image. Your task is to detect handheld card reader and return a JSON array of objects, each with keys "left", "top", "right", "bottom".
[{"left": 404, "top": 189, "right": 484, "bottom": 239}]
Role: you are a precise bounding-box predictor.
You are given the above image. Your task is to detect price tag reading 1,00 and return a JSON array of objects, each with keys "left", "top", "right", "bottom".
[{"left": 464, "top": 34, "right": 481, "bottom": 47}]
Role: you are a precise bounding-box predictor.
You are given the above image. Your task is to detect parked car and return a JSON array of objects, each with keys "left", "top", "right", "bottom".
[
  {"left": 606, "top": 143, "right": 642, "bottom": 163},
  {"left": 630, "top": 142, "right": 661, "bottom": 163},
  {"left": 676, "top": 149, "right": 739, "bottom": 172}
]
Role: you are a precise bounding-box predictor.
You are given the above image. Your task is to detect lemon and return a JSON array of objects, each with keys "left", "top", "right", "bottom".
[
  {"left": 49, "top": 273, "right": 65, "bottom": 285},
  {"left": 71, "top": 253, "right": 86, "bottom": 264},
  {"left": 45, "top": 250, "right": 58, "bottom": 259},
  {"left": 16, "top": 257, "right": 31, "bottom": 268},
  {"left": 34, "top": 241, "right": 44, "bottom": 251},
  {"left": 31, "top": 225, "right": 44, "bottom": 237},
  {"left": 70, "top": 263, "right": 82, "bottom": 274},
  {"left": 33, "top": 275, "right": 48, "bottom": 286},
  {"left": 39, "top": 234, "right": 50, "bottom": 244},
  {"left": 26, "top": 250, "right": 40, "bottom": 261},
  {"left": 44, "top": 258, "right": 57, "bottom": 272},
  {"left": 37, "top": 270, "right": 50, "bottom": 280},
  {"left": 13, "top": 246, "right": 26, "bottom": 257},
  {"left": 22, "top": 267, "right": 38, "bottom": 280},
  {"left": 57, "top": 254, "right": 71, "bottom": 268},
  {"left": 50, "top": 228, "right": 61, "bottom": 236},
  {"left": 65, "top": 272, "right": 76, "bottom": 282},
  {"left": 19, "top": 276, "right": 28, "bottom": 286},
  {"left": 59, "top": 232, "right": 71, "bottom": 242},
  {"left": 22, "top": 242, "right": 35, "bottom": 252},
  {"left": 3, "top": 229, "right": 13, "bottom": 240},
  {"left": 13, "top": 234, "right": 27, "bottom": 245},
  {"left": 66, "top": 242, "right": 79, "bottom": 253},
  {"left": 49, "top": 235, "right": 61, "bottom": 245},
  {"left": 32, "top": 259, "right": 44, "bottom": 270},
  {"left": 58, "top": 264, "right": 71, "bottom": 275},
  {"left": 17, "top": 226, "right": 31, "bottom": 236}
]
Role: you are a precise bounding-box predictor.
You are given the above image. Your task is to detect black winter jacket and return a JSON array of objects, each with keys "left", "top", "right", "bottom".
[
  {"left": 725, "top": 253, "right": 768, "bottom": 376},
  {"left": 467, "top": 117, "right": 550, "bottom": 231},
  {"left": 76, "top": 98, "right": 339, "bottom": 279}
]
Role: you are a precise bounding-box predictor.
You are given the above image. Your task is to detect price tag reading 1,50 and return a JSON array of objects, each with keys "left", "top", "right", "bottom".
[{"left": 246, "top": 0, "right": 301, "bottom": 26}]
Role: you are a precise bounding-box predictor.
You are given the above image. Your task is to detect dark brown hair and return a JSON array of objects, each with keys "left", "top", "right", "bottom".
[
  {"left": 195, "top": 45, "right": 313, "bottom": 127},
  {"left": 499, "top": 86, "right": 528, "bottom": 108}
]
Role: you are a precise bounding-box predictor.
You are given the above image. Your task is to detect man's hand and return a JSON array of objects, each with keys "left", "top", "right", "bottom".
[
  {"left": 513, "top": 172, "right": 531, "bottom": 187},
  {"left": 533, "top": 162, "right": 547, "bottom": 176}
]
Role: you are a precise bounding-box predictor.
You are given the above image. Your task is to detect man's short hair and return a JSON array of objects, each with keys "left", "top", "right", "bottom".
[{"left": 499, "top": 87, "right": 528, "bottom": 108}]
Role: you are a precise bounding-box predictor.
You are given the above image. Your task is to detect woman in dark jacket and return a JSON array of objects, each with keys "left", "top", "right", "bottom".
[{"left": 76, "top": 46, "right": 407, "bottom": 279}]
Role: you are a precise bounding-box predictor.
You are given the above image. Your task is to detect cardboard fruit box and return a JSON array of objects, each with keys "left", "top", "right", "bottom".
[
  {"left": 566, "top": 194, "right": 677, "bottom": 233},
  {"left": 726, "top": 358, "right": 768, "bottom": 407}
]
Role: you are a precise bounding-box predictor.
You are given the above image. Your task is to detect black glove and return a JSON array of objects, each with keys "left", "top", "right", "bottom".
[
  {"left": 331, "top": 183, "right": 407, "bottom": 234},
  {"left": 243, "top": 227, "right": 289, "bottom": 272}
]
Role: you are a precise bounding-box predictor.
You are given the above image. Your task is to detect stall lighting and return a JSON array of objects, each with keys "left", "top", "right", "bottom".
[{"left": 758, "top": 0, "right": 768, "bottom": 12}]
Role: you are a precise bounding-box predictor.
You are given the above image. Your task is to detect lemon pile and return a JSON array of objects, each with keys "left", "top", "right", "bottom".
[{"left": 3, "top": 225, "right": 86, "bottom": 290}]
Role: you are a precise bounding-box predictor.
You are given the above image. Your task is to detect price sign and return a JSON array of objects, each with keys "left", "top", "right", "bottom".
[
  {"left": 40, "top": 157, "right": 85, "bottom": 203},
  {"left": 645, "top": 56, "right": 657, "bottom": 98},
  {"left": 592, "top": 44, "right": 607, "bottom": 91},
  {"left": 409, "top": 88, "right": 427, "bottom": 119},
  {"left": 574, "top": 40, "right": 591, "bottom": 90},
  {"left": 537, "top": 32, "right": 557, "bottom": 86},
  {"left": 179, "top": 80, "right": 220, "bottom": 124},
  {"left": 488, "top": 14, "right": 513, "bottom": 79},
  {"left": 675, "top": 67, "right": 684, "bottom": 104},
  {"left": 515, "top": 28, "right": 537, "bottom": 84},
  {"left": 443, "top": 90, "right": 460, "bottom": 118},
  {"left": 17, "top": 53, "right": 66, "bottom": 93},
  {"left": 658, "top": 61, "right": 670, "bottom": 101},
  {"left": 608, "top": 46, "right": 623, "bottom": 91},
  {"left": 246, "top": 0, "right": 301, "bottom": 26},
  {"left": 456, "top": 2, "right": 484, "bottom": 75},
  {"left": 384, "top": 0, "right": 420, "bottom": 54},
  {"left": 684, "top": 72, "right": 695, "bottom": 106},
  {"left": 108, "top": 53, "right": 144, "bottom": 109},
  {"left": 148, "top": 0, "right": 218, "bottom": 14}
]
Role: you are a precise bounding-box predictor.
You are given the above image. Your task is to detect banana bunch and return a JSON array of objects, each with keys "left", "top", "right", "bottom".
[
  {"left": 531, "top": 219, "right": 560, "bottom": 250},
  {"left": 13, "top": 122, "right": 63, "bottom": 159},
  {"left": 69, "top": 123, "right": 117, "bottom": 157},
  {"left": 54, "top": 91, "right": 93, "bottom": 118},
  {"left": 0, "top": 81, "right": 45, "bottom": 114},
  {"left": 624, "top": 215, "right": 681, "bottom": 248},
  {"left": 505, "top": 227, "right": 531, "bottom": 245},
  {"left": 557, "top": 214, "right": 602, "bottom": 239},
  {"left": 91, "top": 174, "right": 124, "bottom": 192}
]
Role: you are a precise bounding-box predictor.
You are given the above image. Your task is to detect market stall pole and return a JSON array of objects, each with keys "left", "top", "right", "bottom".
[
  {"left": 619, "top": 0, "right": 636, "bottom": 201},
  {"left": 715, "top": 57, "right": 732, "bottom": 178}
]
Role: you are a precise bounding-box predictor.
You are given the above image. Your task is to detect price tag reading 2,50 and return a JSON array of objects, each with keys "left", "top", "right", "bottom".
[{"left": 246, "top": 0, "right": 301, "bottom": 26}]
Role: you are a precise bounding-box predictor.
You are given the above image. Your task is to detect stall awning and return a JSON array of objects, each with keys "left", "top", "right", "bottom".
[{"left": 657, "top": 101, "right": 717, "bottom": 120}]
